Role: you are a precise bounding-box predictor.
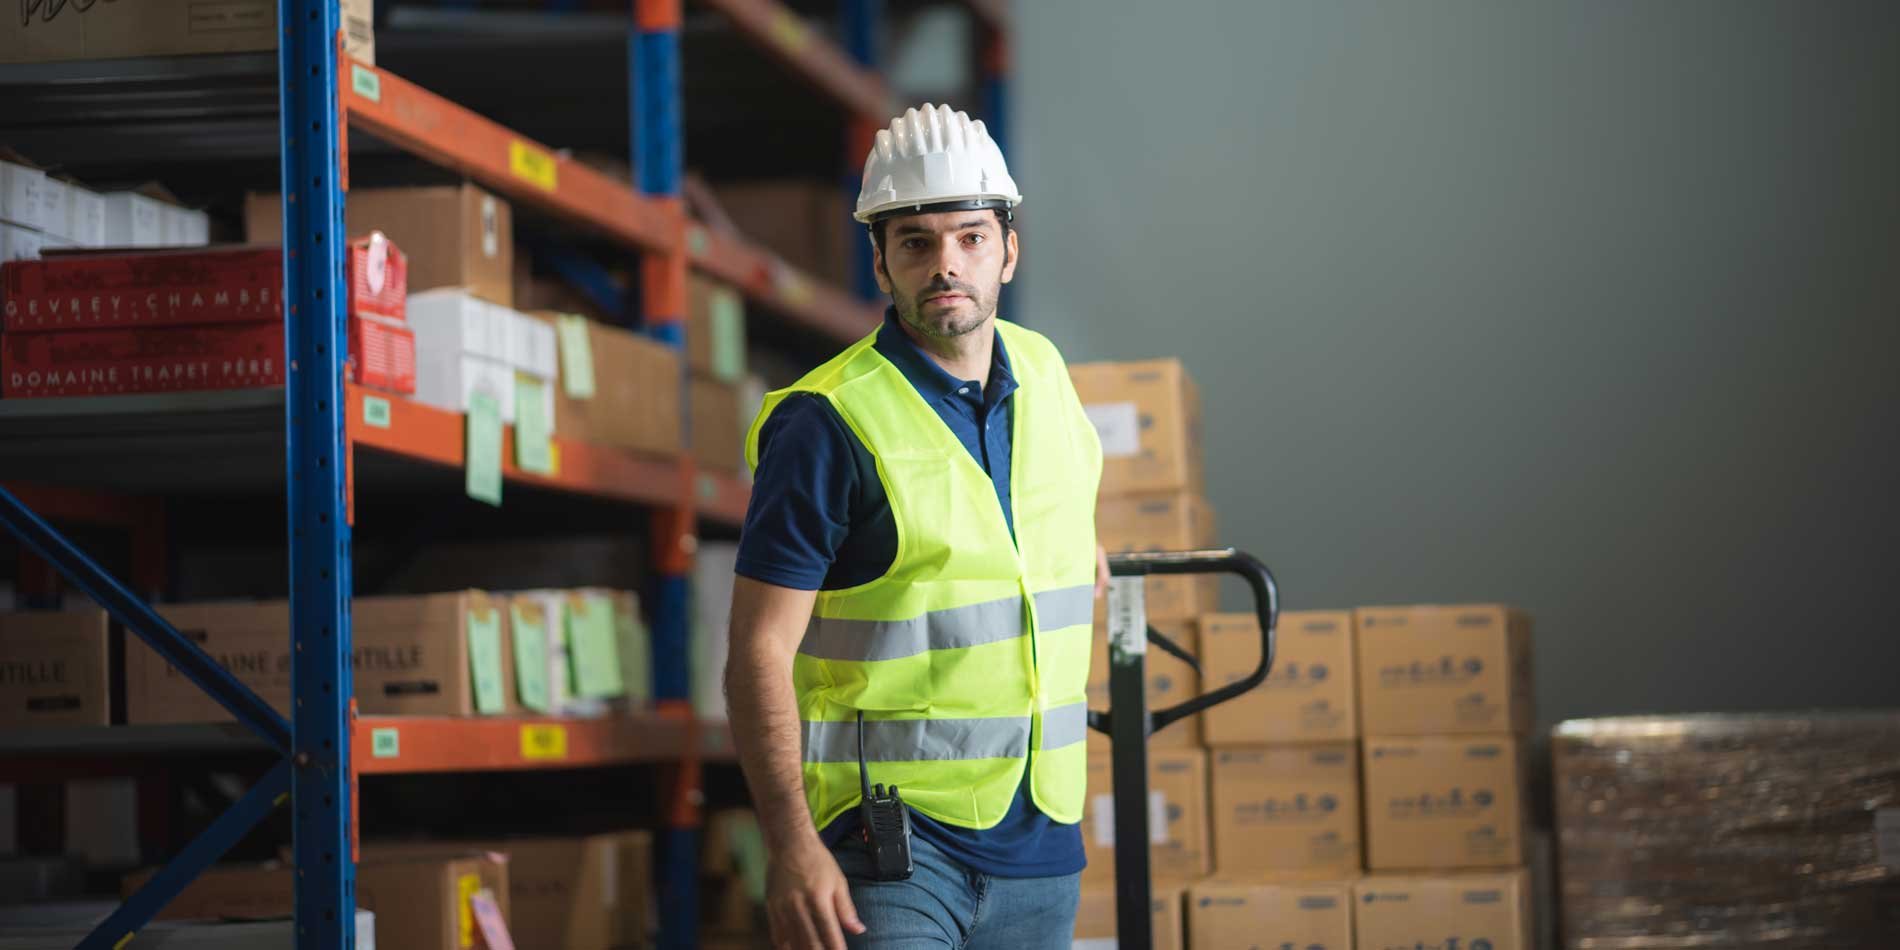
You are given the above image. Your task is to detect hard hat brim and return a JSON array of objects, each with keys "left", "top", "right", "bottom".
[{"left": 857, "top": 197, "right": 1018, "bottom": 226}]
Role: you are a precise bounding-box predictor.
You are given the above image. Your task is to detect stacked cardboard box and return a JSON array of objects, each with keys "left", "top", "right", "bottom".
[
  {"left": 1073, "top": 881, "right": 1187, "bottom": 950},
  {"left": 686, "top": 276, "right": 756, "bottom": 476},
  {"left": 125, "top": 852, "right": 505, "bottom": 950},
  {"left": 363, "top": 831, "right": 654, "bottom": 950},
  {"left": 0, "top": 609, "right": 114, "bottom": 727},
  {"left": 526, "top": 311, "right": 682, "bottom": 459},
  {"left": 1, "top": 158, "right": 113, "bottom": 263},
  {"left": 245, "top": 184, "right": 511, "bottom": 306},
  {"left": 701, "top": 809, "right": 769, "bottom": 944},
  {"left": 1, "top": 0, "right": 373, "bottom": 64},
  {"left": 1355, "top": 604, "right": 1538, "bottom": 950},
  {"left": 1074, "top": 360, "right": 1216, "bottom": 626},
  {"left": 1187, "top": 878, "right": 1354, "bottom": 950},
  {"left": 2, "top": 239, "right": 412, "bottom": 398}
]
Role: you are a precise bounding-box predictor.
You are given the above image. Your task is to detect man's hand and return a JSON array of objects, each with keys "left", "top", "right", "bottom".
[
  {"left": 1095, "top": 545, "right": 1111, "bottom": 598},
  {"left": 766, "top": 837, "right": 865, "bottom": 950}
]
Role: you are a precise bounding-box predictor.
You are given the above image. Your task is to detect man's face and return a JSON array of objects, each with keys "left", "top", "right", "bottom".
[{"left": 872, "top": 210, "right": 1020, "bottom": 341}]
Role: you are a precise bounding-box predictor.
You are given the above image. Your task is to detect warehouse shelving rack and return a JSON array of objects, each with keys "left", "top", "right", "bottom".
[{"left": 0, "top": 0, "right": 1009, "bottom": 947}]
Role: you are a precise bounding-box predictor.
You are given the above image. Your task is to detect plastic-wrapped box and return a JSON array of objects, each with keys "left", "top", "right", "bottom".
[{"left": 1553, "top": 713, "right": 1900, "bottom": 950}]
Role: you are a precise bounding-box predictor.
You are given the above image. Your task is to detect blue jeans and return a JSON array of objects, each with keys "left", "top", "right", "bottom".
[{"left": 830, "top": 832, "right": 1081, "bottom": 949}]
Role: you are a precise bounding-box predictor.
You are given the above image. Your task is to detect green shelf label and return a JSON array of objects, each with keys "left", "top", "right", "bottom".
[
  {"left": 370, "top": 727, "right": 399, "bottom": 758},
  {"left": 351, "top": 64, "right": 381, "bottom": 103},
  {"left": 361, "top": 395, "right": 391, "bottom": 429}
]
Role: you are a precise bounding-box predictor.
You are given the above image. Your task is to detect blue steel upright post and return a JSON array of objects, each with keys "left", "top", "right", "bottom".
[
  {"left": 632, "top": 2, "right": 700, "bottom": 947},
  {"left": 843, "top": 0, "right": 883, "bottom": 302},
  {"left": 279, "top": 0, "right": 357, "bottom": 945}
]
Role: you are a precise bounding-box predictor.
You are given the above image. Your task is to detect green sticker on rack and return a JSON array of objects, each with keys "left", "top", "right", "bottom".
[
  {"left": 467, "top": 607, "right": 506, "bottom": 715},
  {"left": 509, "top": 600, "right": 551, "bottom": 715},
  {"left": 351, "top": 64, "right": 381, "bottom": 103},
  {"left": 616, "top": 597, "right": 651, "bottom": 707},
  {"left": 556, "top": 315, "right": 596, "bottom": 399},
  {"left": 514, "top": 375, "right": 554, "bottom": 476},
  {"left": 370, "top": 727, "right": 400, "bottom": 758},
  {"left": 687, "top": 227, "right": 710, "bottom": 257},
  {"left": 697, "top": 473, "right": 716, "bottom": 501},
  {"left": 362, "top": 395, "right": 391, "bottom": 429},
  {"left": 709, "top": 287, "right": 746, "bottom": 382},
  {"left": 465, "top": 391, "right": 503, "bottom": 506},
  {"left": 568, "top": 592, "right": 624, "bottom": 699}
]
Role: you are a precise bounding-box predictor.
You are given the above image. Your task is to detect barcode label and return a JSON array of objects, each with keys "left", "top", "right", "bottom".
[{"left": 1084, "top": 402, "right": 1140, "bottom": 458}]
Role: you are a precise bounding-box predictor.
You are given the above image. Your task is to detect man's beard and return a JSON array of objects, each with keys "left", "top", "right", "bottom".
[{"left": 893, "top": 275, "right": 994, "bottom": 341}]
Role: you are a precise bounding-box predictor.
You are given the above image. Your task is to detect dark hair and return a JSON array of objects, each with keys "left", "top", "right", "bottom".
[{"left": 870, "top": 208, "right": 1014, "bottom": 262}]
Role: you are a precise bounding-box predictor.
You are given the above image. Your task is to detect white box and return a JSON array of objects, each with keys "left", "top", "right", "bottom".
[
  {"left": 65, "top": 187, "right": 106, "bottom": 247},
  {"left": 0, "top": 221, "right": 42, "bottom": 262},
  {"left": 502, "top": 304, "right": 559, "bottom": 380},
  {"left": 408, "top": 288, "right": 509, "bottom": 363},
  {"left": 36, "top": 179, "right": 69, "bottom": 240},
  {"left": 160, "top": 205, "right": 210, "bottom": 246},
  {"left": 102, "top": 192, "right": 164, "bottom": 247},
  {"left": 0, "top": 162, "right": 46, "bottom": 230}
]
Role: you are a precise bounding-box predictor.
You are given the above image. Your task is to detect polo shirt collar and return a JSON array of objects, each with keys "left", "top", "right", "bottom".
[{"left": 874, "top": 307, "right": 1016, "bottom": 405}]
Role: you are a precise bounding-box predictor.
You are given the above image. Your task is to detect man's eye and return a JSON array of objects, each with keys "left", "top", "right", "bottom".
[
  {"left": 903, "top": 239, "right": 927, "bottom": 251},
  {"left": 965, "top": 233, "right": 986, "bottom": 246}
]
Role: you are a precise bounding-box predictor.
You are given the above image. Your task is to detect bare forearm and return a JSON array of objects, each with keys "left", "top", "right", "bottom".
[{"left": 726, "top": 644, "right": 820, "bottom": 853}]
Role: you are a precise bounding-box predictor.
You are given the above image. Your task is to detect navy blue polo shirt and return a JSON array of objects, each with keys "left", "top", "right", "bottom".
[{"left": 735, "top": 309, "right": 1086, "bottom": 879}]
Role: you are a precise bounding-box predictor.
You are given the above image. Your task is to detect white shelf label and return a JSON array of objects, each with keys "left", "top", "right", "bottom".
[
  {"left": 1107, "top": 577, "right": 1146, "bottom": 657},
  {"left": 1084, "top": 402, "right": 1140, "bottom": 458}
]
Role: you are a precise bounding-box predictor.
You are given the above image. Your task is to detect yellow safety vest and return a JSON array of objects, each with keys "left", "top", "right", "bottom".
[{"left": 744, "top": 319, "right": 1102, "bottom": 830}]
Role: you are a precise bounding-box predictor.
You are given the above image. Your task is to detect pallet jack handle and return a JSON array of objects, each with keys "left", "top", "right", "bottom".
[{"left": 1086, "top": 547, "right": 1280, "bottom": 950}]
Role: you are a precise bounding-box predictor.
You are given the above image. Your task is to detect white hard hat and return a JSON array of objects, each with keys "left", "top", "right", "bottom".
[{"left": 854, "top": 103, "right": 1022, "bottom": 224}]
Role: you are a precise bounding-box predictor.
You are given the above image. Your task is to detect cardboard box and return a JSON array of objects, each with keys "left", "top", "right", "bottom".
[
  {"left": 0, "top": 905, "right": 375, "bottom": 948},
  {"left": 35, "top": 178, "right": 68, "bottom": 240},
  {"left": 527, "top": 312, "right": 683, "bottom": 457},
  {"left": 1203, "top": 611, "right": 1357, "bottom": 745},
  {"left": 1095, "top": 492, "right": 1215, "bottom": 554},
  {"left": 101, "top": 192, "right": 165, "bottom": 248},
  {"left": 0, "top": 609, "right": 111, "bottom": 728},
  {"left": 64, "top": 187, "right": 106, "bottom": 248},
  {"left": 1070, "top": 359, "right": 1204, "bottom": 497},
  {"left": 4, "top": 0, "right": 371, "bottom": 65},
  {"left": 408, "top": 289, "right": 555, "bottom": 425},
  {"left": 3, "top": 321, "right": 283, "bottom": 398},
  {"left": 1087, "top": 618, "right": 1201, "bottom": 746},
  {"left": 129, "top": 853, "right": 505, "bottom": 950},
  {"left": 1354, "top": 871, "right": 1533, "bottom": 950},
  {"left": 1187, "top": 878, "right": 1355, "bottom": 950},
  {"left": 1082, "top": 746, "right": 1210, "bottom": 884},
  {"left": 1210, "top": 743, "right": 1361, "bottom": 876},
  {"left": 159, "top": 205, "right": 209, "bottom": 247},
  {"left": 691, "top": 375, "right": 746, "bottom": 474},
  {"left": 2, "top": 246, "right": 282, "bottom": 332},
  {"left": 247, "top": 184, "right": 508, "bottom": 305},
  {"left": 1354, "top": 604, "right": 1534, "bottom": 736},
  {"left": 0, "top": 161, "right": 47, "bottom": 230},
  {"left": 708, "top": 180, "right": 853, "bottom": 289},
  {"left": 365, "top": 832, "right": 651, "bottom": 950},
  {"left": 126, "top": 591, "right": 519, "bottom": 723},
  {"left": 1073, "top": 881, "right": 1186, "bottom": 950},
  {"left": 685, "top": 275, "right": 748, "bottom": 382},
  {"left": 1362, "top": 735, "right": 1528, "bottom": 871},
  {"left": 1, "top": 221, "right": 42, "bottom": 264}
]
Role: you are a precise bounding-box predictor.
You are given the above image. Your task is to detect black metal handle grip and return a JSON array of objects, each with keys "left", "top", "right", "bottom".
[{"left": 1100, "top": 547, "right": 1279, "bottom": 734}]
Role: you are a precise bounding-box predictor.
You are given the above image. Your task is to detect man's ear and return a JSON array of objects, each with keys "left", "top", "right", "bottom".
[
  {"left": 1000, "top": 228, "right": 1020, "bottom": 284},
  {"left": 869, "top": 232, "right": 893, "bottom": 295}
]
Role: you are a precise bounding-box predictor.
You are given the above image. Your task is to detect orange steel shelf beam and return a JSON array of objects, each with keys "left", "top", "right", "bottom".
[
  {"left": 694, "top": 469, "right": 752, "bottom": 526},
  {"left": 696, "top": 0, "right": 889, "bottom": 124},
  {"left": 341, "top": 58, "right": 679, "bottom": 256},
  {"left": 687, "top": 224, "right": 882, "bottom": 345},
  {"left": 343, "top": 384, "right": 683, "bottom": 509},
  {"left": 352, "top": 715, "right": 693, "bottom": 774}
]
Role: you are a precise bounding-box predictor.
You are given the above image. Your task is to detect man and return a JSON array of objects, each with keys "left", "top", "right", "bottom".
[{"left": 725, "top": 103, "right": 1109, "bottom": 950}]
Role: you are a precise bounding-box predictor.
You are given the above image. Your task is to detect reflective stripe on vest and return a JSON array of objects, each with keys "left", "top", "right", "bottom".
[
  {"left": 801, "top": 701, "right": 1090, "bottom": 764},
  {"left": 799, "top": 583, "right": 1094, "bottom": 663}
]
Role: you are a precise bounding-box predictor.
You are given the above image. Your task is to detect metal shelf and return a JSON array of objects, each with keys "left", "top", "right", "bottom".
[
  {"left": 688, "top": 223, "right": 883, "bottom": 344},
  {"left": 0, "top": 387, "right": 751, "bottom": 525},
  {"left": 697, "top": 0, "right": 888, "bottom": 124},
  {"left": 352, "top": 713, "right": 734, "bottom": 775}
]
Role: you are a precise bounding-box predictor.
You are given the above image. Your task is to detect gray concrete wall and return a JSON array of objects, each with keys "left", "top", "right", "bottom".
[{"left": 1012, "top": 1, "right": 1900, "bottom": 725}]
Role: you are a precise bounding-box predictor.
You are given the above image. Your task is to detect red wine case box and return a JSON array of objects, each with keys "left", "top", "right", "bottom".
[{"left": 3, "top": 322, "right": 284, "bottom": 396}]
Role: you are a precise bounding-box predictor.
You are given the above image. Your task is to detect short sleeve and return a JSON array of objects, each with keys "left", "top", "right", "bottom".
[{"left": 734, "top": 394, "right": 860, "bottom": 591}]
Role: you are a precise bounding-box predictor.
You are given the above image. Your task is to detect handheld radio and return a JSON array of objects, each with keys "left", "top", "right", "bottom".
[{"left": 856, "top": 711, "right": 913, "bottom": 881}]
